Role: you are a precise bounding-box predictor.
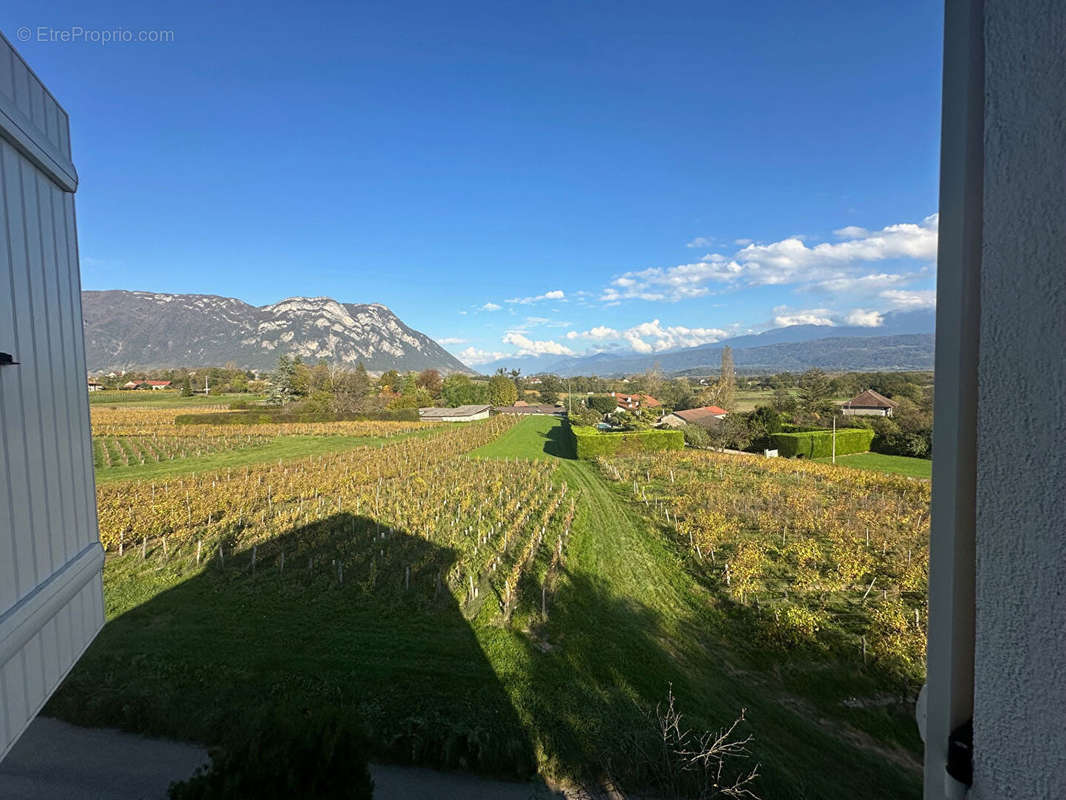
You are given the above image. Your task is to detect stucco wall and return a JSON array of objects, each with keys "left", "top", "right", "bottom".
[{"left": 972, "top": 1, "right": 1066, "bottom": 796}]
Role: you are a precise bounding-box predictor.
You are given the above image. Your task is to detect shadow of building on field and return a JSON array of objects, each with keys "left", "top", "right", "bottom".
[
  {"left": 47, "top": 514, "right": 553, "bottom": 790},
  {"left": 541, "top": 421, "right": 576, "bottom": 460}
]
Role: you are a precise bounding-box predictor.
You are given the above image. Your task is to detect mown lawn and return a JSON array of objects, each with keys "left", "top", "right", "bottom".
[
  {"left": 54, "top": 415, "right": 920, "bottom": 799},
  {"left": 815, "top": 451, "right": 932, "bottom": 478}
]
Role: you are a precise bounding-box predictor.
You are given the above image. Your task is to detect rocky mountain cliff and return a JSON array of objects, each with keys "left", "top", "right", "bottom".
[{"left": 82, "top": 290, "right": 473, "bottom": 374}]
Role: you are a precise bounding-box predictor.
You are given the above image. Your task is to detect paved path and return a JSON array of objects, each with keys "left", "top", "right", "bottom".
[{"left": 0, "top": 718, "right": 568, "bottom": 799}]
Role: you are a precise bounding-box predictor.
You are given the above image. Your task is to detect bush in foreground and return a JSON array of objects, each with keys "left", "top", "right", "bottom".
[{"left": 168, "top": 711, "right": 374, "bottom": 800}]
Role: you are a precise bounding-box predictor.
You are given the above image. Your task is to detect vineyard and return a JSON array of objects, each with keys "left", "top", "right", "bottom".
[
  {"left": 94, "top": 416, "right": 576, "bottom": 623},
  {"left": 598, "top": 450, "right": 929, "bottom": 685},
  {"left": 93, "top": 433, "right": 272, "bottom": 469},
  {"left": 52, "top": 414, "right": 925, "bottom": 799},
  {"left": 91, "top": 405, "right": 428, "bottom": 438}
]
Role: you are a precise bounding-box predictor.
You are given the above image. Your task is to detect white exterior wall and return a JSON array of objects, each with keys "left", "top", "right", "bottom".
[
  {"left": 841, "top": 407, "right": 890, "bottom": 417},
  {"left": 970, "top": 1, "right": 1066, "bottom": 796},
  {"left": 439, "top": 410, "right": 490, "bottom": 422},
  {"left": 0, "top": 33, "right": 104, "bottom": 761}
]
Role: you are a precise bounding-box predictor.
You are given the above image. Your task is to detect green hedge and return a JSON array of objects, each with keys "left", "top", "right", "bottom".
[
  {"left": 771, "top": 428, "right": 875, "bottom": 458},
  {"left": 570, "top": 425, "right": 684, "bottom": 459},
  {"left": 175, "top": 408, "right": 420, "bottom": 425}
]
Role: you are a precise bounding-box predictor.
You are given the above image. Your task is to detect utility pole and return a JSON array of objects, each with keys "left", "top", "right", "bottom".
[
  {"left": 832, "top": 412, "right": 837, "bottom": 464},
  {"left": 568, "top": 378, "right": 572, "bottom": 414},
  {"left": 204, "top": 375, "right": 209, "bottom": 396}
]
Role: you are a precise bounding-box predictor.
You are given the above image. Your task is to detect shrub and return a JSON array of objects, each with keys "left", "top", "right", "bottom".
[
  {"left": 771, "top": 428, "right": 875, "bottom": 458},
  {"left": 175, "top": 408, "right": 419, "bottom": 425},
  {"left": 681, "top": 423, "right": 711, "bottom": 448},
  {"left": 587, "top": 395, "right": 619, "bottom": 414},
  {"left": 571, "top": 425, "right": 683, "bottom": 458},
  {"left": 168, "top": 710, "right": 373, "bottom": 800}
]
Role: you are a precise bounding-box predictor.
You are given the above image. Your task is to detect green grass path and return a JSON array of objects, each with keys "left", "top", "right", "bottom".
[
  {"left": 814, "top": 451, "right": 932, "bottom": 478},
  {"left": 470, "top": 416, "right": 921, "bottom": 798}
]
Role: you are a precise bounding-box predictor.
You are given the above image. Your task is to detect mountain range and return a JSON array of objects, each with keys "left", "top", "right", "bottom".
[
  {"left": 82, "top": 291, "right": 473, "bottom": 374},
  {"left": 477, "top": 310, "right": 935, "bottom": 376},
  {"left": 82, "top": 291, "right": 934, "bottom": 377}
]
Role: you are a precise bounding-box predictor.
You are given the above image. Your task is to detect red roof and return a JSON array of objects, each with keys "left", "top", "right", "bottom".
[
  {"left": 146, "top": 380, "right": 171, "bottom": 387},
  {"left": 672, "top": 406, "right": 728, "bottom": 424},
  {"left": 610, "top": 392, "right": 661, "bottom": 409}
]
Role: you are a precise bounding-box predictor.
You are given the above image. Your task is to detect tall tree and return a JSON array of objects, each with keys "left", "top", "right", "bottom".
[
  {"left": 415, "top": 369, "right": 443, "bottom": 398},
  {"left": 798, "top": 368, "right": 833, "bottom": 423},
  {"left": 488, "top": 374, "right": 518, "bottom": 406},
  {"left": 643, "top": 363, "right": 664, "bottom": 400},
  {"left": 720, "top": 346, "right": 736, "bottom": 410},
  {"left": 441, "top": 374, "right": 489, "bottom": 407}
]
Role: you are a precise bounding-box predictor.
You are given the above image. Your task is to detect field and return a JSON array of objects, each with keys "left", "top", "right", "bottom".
[
  {"left": 50, "top": 412, "right": 927, "bottom": 798},
  {"left": 815, "top": 452, "right": 932, "bottom": 478}
]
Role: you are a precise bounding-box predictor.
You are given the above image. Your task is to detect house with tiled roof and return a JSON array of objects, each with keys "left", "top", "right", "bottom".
[
  {"left": 660, "top": 405, "right": 729, "bottom": 430},
  {"left": 609, "top": 392, "right": 661, "bottom": 412},
  {"left": 841, "top": 389, "right": 898, "bottom": 417}
]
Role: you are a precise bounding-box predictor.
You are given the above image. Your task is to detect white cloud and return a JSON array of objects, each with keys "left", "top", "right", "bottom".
[
  {"left": 521, "top": 316, "right": 572, "bottom": 329},
  {"left": 772, "top": 308, "right": 836, "bottom": 327},
  {"left": 879, "top": 289, "right": 936, "bottom": 310},
  {"left": 833, "top": 225, "right": 869, "bottom": 239},
  {"left": 458, "top": 346, "right": 508, "bottom": 365},
  {"left": 811, "top": 272, "right": 913, "bottom": 294},
  {"left": 565, "top": 319, "right": 726, "bottom": 353},
  {"left": 502, "top": 331, "right": 575, "bottom": 356},
  {"left": 480, "top": 302, "right": 502, "bottom": 311},
  {"left": 686, "top": 236, "right": 714, "bottom": 248},
  {"left": 506, "top": 290, "right": 566, "bottom": 305},
  {"left": 734, "top": 214, "right": 938, "bottom": 285},
  {"left": 843, "top": 309, "right": 885, "bottom": 327},
  {"left": 734, "top": 238, "right": 753, "bottom": 246},
  {"left": 437, "top": 336, "right": 467, "bottom": 345},
  {"left": 604, "top": 214, "right": 938, "bottom": 303},
  {"left": 565, "top": 325, "right": 620, "bottom": 341},
  {"left": 602, "top": 261, "right": 744, "bottom": 302}
]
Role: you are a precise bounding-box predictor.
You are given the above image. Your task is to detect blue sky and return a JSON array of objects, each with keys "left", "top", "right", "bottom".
[{"left": 3, "top": 0, "right": 943, "bottom": 367}]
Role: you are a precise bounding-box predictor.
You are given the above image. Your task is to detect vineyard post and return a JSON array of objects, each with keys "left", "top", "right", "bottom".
[
  {"left": 141, "top": 536, "right": 147, "bottom": 560},
  {"left": 196, "top": 540, "right": 202, "bottom": 565},
  {"left": 251, "top": 545, "right": 257, "bottom": 574},
  {"left": 119, "top": 531, "right": 124, "bottom": 556},
  {"left": 280, "top": 550, "right": 285, "bottom": 573}
]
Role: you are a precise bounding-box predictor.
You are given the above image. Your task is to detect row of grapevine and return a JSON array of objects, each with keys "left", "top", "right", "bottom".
[
  {"left": 93, "top": 434, "right": 272, "bottom": 468},
  {"left": 100, "top": 417, "right": 575, "bottom": 622},
  {"left": 91, "top": 404, "right": 428, "bottom": 438},
  {"left": 598, "top": 450, "right": 930, "bottom": 684}
]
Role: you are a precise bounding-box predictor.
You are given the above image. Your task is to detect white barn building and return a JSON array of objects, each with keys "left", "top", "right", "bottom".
[{"left": 0, "top": 34, "right": 105, "bottom": 760}]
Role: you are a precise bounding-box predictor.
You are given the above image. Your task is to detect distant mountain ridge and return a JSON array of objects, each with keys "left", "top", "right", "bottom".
[
  {"left": 478, "top": 310, "right": 935, "bottom": 376},
  {"left": 82, "top": 290, "right": 474, "bottom": 374}
]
